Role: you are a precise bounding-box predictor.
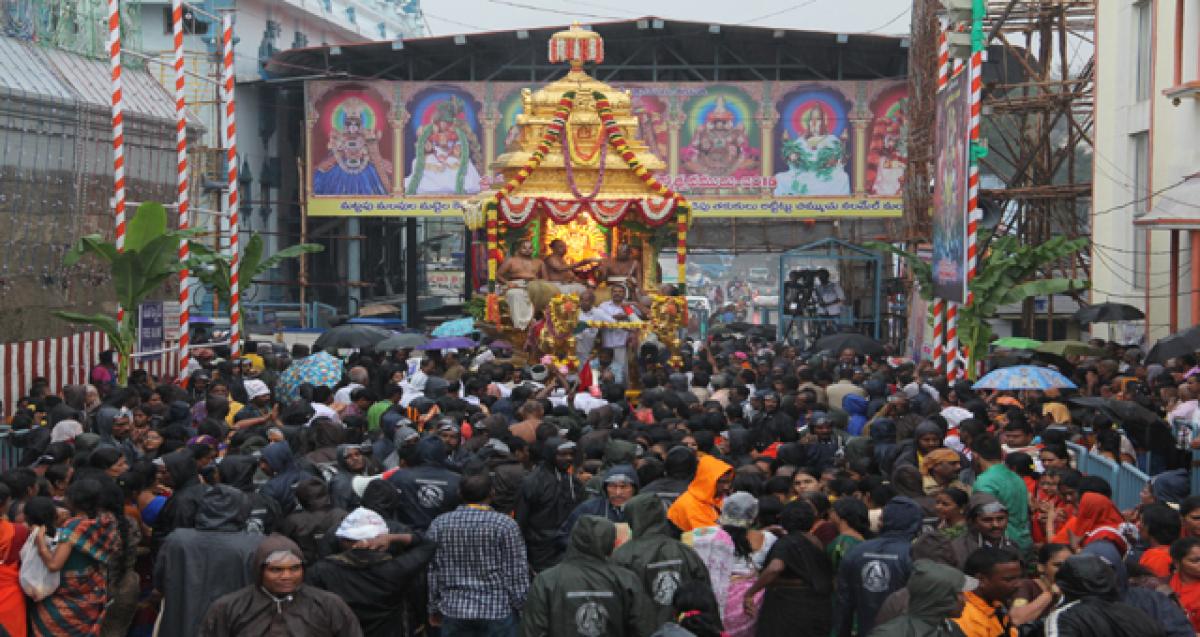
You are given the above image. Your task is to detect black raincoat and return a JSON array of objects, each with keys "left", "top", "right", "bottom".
[
  {"left": 516, "top": 438, "right": 583, "bottom": 572},
  {"left": 611, "top": 493, "right": 714, "bottom": 627},
  {"left": 869, "top": 560, "right": 968, "bottom": 637},
  {"left": 387, "top": 436, "right": 461, "bottom": 531},
  {"left": 154, "top": 485, "right": 263, "bottom": 637},
  {"left": 520, "top": 516, "right": 655, "bottom": 637},
  {"left": 1038, "top": 554, "right": 1165, "bottom": 637},
  {"left": 307, "top": 537, "right": 436, "bottom": 637},
  {"left": 834, "top": 496, "right": 923, "bottom": 637}
]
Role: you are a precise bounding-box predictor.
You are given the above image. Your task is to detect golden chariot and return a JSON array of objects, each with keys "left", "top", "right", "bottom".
[{"left": 461, "top": 24, "right": 688, "bottom": 373}]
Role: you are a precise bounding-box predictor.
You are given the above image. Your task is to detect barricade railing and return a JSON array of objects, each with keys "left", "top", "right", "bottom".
[{"left": 1067, "top": 442, "right": 1151, "bottom": 511}]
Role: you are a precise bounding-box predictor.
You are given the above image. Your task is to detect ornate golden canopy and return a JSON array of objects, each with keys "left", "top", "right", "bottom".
[{"left": 490, "top": 25, "right": 666, "bottom": 199}]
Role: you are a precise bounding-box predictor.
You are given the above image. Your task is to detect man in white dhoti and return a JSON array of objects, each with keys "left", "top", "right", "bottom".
[
  {"left": 496, "top": 240, "right": 541, "bottom": 329},
  {"left": 597, "top": 284, "right": 642, "bottom": 384}
]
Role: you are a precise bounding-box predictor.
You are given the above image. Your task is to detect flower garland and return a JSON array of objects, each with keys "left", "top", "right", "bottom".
[
  {"left": 592, "top": 90, "right": 678, "bottom": 201},
  {"left": 495, "top": 91, "right": 576, "bottom": 202},
  {"left": 563, "top": 127, "right": 608, "bottom": 200}
]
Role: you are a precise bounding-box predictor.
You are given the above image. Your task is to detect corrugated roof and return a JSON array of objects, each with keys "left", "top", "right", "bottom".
[
  {"left": 0, "top": 36, "right": 75, "bottom": 101},
  {"left": 0, "top": 36, "right": 193, "bottom": 126}
]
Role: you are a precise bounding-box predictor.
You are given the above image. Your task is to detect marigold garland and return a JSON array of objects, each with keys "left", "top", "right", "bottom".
[{"left": 593, "top": 90, "right": 678, "bottom": 200}]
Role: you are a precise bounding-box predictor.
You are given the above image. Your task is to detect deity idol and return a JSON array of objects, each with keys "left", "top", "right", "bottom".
[
  {"left": 313, "top": 98, "right": 393, "bottom": 195},
  {"left": 868, "top": 103, "right": 907, "bottom": 196},
  {"left": 406, "top": 97, "right": 484, "bottom": 195},
  {"left": 681, "top": 97, "right": 758, "bottom": 177},
  {"left": 773, "top": 107, "right": 850, "bottom": 197}
]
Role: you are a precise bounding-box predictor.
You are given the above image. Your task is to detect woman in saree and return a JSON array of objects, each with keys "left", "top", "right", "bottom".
[
  {"left": 31, "top": 478, "right": 120, "bottom": 637},
  {"left": 743, "top": 499, "right": 835, "bottom": 637},
  {"left": 684, "top": 491, "right": 776, "bottom": 637}
]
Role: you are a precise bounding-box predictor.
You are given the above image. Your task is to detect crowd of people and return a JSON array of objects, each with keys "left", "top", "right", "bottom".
[{"left": 0, "top": 332, "right": 1199, "bottom": 637}]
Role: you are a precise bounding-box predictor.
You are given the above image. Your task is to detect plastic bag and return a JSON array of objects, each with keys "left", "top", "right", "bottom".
[{"left": 19, "top": 528, "right": 60, "bottom": 601}]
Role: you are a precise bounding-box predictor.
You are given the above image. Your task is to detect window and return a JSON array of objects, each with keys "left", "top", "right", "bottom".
[
  {"left": 161, "top": 7, "right": 209, "bottom": 35},
  {"left": 1135, "top": 0, "right": 1154, "bottom": 100}
]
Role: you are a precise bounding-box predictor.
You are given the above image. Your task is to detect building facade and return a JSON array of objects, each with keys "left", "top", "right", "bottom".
[{"left": 1093, "top": 0, "right": 1200, "bottom": 344}]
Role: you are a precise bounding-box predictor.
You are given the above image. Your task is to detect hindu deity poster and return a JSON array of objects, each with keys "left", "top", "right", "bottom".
[
  {"left": 773, "top": 86, "right": 853, "bottom": 197},
  {"left": 931, "top": 70, "right": 971, "bottom": 305},
  {"left": 305, "top": 79, "right": 908, "bottom": 218},
  {"left": 307, "top": 82, "right": 398, "bottom": 198}
]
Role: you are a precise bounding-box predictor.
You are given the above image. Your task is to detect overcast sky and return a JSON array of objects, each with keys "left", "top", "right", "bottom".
[{"left": 420, "top": 0, "right": 914, "bottom": 37}]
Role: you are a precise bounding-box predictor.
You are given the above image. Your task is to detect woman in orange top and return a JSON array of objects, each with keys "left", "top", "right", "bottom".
[
  {"left": 668, "top": 454, "right": 734, "bottom": 532},
  {"left": 1169, "top": 536, "right": 1200, "bottom": 633},
  {"left": 0, "top": 486, "right": 29, "bottom": 637}
]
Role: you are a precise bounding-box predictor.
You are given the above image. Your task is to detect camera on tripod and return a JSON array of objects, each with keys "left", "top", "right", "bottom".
[{"left": 784, "top": 269, "right": 818, "bottom": 317}]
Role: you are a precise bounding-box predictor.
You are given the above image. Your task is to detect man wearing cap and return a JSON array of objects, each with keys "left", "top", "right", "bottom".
[
  {"left": 516, "top": 438, "right": 584, "bottom": 572},
  {"left": 871, "top": 560, "right": 976, "bottom": 637},
  {"left": 307, "top": 508, "right": 435, "bottom": 636},
  {"left": 426, "top": 474, "right": 529, "bottom": 636},
  {"left": 233, "top": 379, "right": 275, "bottom": 430},
  {"left": 155, "top": 485, "right": 262, "bottom": 637},
  {"left": 200, "top": 534, "right": 362, "bottom": 637},
  {"left": 556, "top": 465, "right": 639, "bottom": 550}
]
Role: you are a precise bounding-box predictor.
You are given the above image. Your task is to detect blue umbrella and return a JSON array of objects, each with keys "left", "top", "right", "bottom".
[
  {"left": 431, "top": 317, "right": 477, "bottom": 338},
  {"left": 417, "top": 336, "right": 477, "bottom": 350},
  {"left": 973, "top": 365, "right": 1077, "bottom": 390},
  {"left": 276, "top": 351, "right": 345, "bottom": 403}
]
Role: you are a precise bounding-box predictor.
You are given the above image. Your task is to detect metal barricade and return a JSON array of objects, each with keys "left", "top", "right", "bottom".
[{"left": 1067, "top": 442, "right": 1152, "bottom": 511}]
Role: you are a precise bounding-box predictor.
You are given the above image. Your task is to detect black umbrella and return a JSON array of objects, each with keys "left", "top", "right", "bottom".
[
  {"left": 313, "top": 324, "right": 394, "bottom": 351},
  {"left": 987, "top": 350, "right": 1075, "bottom": 376},
  {"left": 1068, "top": 396, "right": 1173, "bottom": 454},
  {"left": 1146, "top": 325, "right": 1200, "bottom": 364},
  {"left": 815, "top": 332, "right": 886, "bottom": 357},
  {"left": 1072, "top": 302, "right": 1145, "bottom": 324}
]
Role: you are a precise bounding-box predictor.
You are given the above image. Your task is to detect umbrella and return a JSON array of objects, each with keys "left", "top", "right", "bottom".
[
  {"left": 1037, "top": 340, "right": 1108, "bottom": 358},
  {"left": 992, "top": 337, "right": 1042, "bottom": 350},
  {"left": 431, "top": 317, "right": 478, "bottom": 338},
  {"left": 1069, "top": 396, "right": 1174, "bottom": 454},
  {"left": 313, "top": 324, "right": 394, "bottom": 351},
  {"left": 973, "top": 365, "right": 1078, "bottom": 390},
  {"left": 376, "top": 333, "right": 429, "bottom": 350},
  {"left": 814, "top": 332, "right": 886, "bottom": 357},
  {"left": 417, "top": 336, "right": 477, "bottom": 350},
  {"left": 1146, "top": 325, "right": 1200, "bottom": 364},
  {"left": 1073, "top": 302, "right": 1145, "bottom": 324},
  {"left": 276, "top": 351, "right": 345, "bottom": 403}
]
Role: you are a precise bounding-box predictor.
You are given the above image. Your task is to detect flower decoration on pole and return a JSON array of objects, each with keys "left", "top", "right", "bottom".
[{"left": 548, "top": 23, "right": 604, "bottom": 72}]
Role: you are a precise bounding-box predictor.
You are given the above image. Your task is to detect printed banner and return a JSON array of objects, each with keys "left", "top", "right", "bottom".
[
  {"left": 305, "top": 80, "right": 908, "bottom": 218},
  {"left": 931, "top": 70, "right": 971, "bottom": 305}
]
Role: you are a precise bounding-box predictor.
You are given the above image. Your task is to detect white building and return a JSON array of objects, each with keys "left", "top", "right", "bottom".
[
  {"left": 135, "top": 0, "right": 423, "bottom": 307},
  {"left": 1093, "top": 0, "right": 1200, "bottom": 345}
]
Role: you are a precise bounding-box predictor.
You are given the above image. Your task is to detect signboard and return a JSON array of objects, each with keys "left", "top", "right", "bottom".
[
  {"left": 931, "top": 70, "right": 971, "bottom": 305},
  {"left": 162, "top": 301, "right": 181, "bottom": 341},
  {"left": 427, "top": 270, "right": 465, "bottom": 298},
  {"left": 137, "top": 301, "right": 165, "bottom": 358},
  {"left": 304, "top": 80, "right": 908, "bottom": 219}
]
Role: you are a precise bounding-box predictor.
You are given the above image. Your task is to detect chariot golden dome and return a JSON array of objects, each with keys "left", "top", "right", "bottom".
[{"left": 490, "top": 23, "right": 666, "bottom": 199}]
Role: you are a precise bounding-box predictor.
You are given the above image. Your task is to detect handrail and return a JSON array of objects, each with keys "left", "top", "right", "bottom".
[{"left": 1066, "top": 442, "right": 1151, "bottom": 511}]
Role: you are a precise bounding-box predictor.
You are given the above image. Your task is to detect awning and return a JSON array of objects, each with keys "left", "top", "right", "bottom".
[{"left": 1135, "top": 174, "right": 1200, "bottom": 230}]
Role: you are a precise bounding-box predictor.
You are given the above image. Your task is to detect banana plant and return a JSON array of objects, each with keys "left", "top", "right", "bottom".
[
  {"left": 186, "top": 233, "right": 324, "bottom": 332},
  {"left": 866, "top": 234, "right": 1089, "bottom": 378},
  {"left": 55, "top": 202, "right": 199, "bottom": 386}
]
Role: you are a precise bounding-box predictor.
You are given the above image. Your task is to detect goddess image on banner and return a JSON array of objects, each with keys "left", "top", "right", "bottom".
[
  {"left": 405, "top": 86, "right": 485, "bottom": 196},
  {"left": 866, "top": 84, "right": 908, "bottom": 196},
  {"left": 631, "top": 93, "right": 669, "bottom": 163},
  {"left": 773, "top": 87, "right": 852, "bottom": 197},
  {"left": 931, "top": 70, "right": 971, "bottom": 305},
  {"left": 679, "top": 87, "right": 761, "bottom": 185},
  {"left": 495, "top": 88, "right": 525, "bottom": 158},
  {"left": 310, "top": 84, "right": 396, "bottom": 196}
]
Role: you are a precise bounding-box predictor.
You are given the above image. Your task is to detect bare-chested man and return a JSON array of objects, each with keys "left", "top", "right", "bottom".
[
  {"left": 600, "top": 244, "right": 641, "bottom": 295},
  {"left": 539, "top": 239, "right": 595, "bottom": 296},
  {"left": 496, "top": 239, "right": 541, "bottom": 329}
]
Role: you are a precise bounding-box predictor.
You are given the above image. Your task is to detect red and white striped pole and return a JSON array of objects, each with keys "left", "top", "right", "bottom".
[
  {"left": 962, "top": 49, "right": 984, "bottom": 378},
  {"left": 931, "top": 299, "right": 945, "bottom": 374},
  {"left": 108, "top": 0, "right": 126, "bottom": 325},
  {"left": 220, "top": 13, "right": 241, "bottom": 357},
  {"left": 945, "top": 301, "right": 959, "bottom": 380},
  {"left": 172, "top": 0, "right": 191, "bottom": 379}
]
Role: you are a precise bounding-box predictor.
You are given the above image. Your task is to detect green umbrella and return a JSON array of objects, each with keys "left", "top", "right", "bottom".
[
  {"left": 1037, "top": 340, "right": 1108, "bottom": 358},
  {"left": 992, "top": 337, "right": 1042, "bottom": 350}
]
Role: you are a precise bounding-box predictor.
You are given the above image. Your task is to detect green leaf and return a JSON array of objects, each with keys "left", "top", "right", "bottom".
[
  {"left": 996, "top": 278, "right": 1089, "bottom": 306},
  {"left": 110, "top": 253, "right": 138, "bottom": 311},
  {"left": 65, "top": 235, "right": 118, "bottom": 266},
  {"left": 125, "top": 202, "right": 168, "bottom": 252},
  {"left": 52, "top": 312, "right": 129, "bottom": 354},
  {"left": 256, "top": 243, "right": 323, "bottom": 278},
  {"left": 240, "top": 234, "right": 265, "bottom": 281}
]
